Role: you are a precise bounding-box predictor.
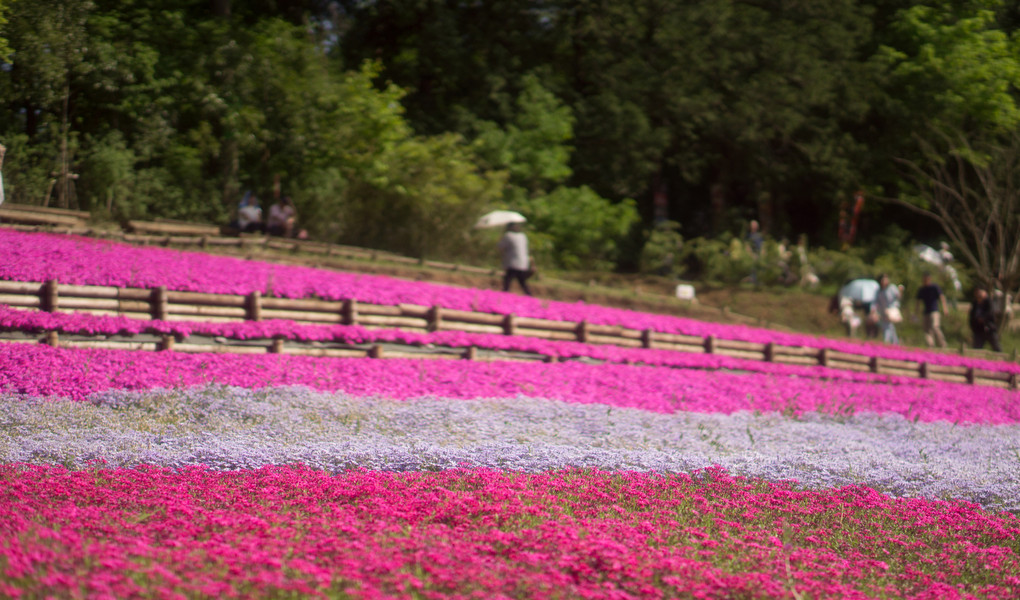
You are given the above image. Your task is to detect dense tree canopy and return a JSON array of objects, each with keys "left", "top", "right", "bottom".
[{"left": 1, "top": 0, "right": 1018, "bottom": 269}]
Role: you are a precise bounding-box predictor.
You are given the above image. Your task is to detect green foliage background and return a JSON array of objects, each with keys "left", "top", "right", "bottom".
[{"left": 1, "top": 0, "right": 1019, "bottom": 277}]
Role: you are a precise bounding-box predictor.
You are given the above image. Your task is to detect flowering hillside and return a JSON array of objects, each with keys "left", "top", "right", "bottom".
[
  {"left": 1, "top": 229, "right": 1019, "bottom": 598},
  {"left": 2, "top": 228, "right": 1015, "bottom": 372}
]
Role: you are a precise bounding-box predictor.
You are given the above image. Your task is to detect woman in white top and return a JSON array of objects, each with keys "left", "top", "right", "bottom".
[{"left": 498, "top": 223, "right": 533, "bottom": 296}]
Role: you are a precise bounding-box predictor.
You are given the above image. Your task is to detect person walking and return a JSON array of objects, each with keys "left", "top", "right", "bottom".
[
  {"left": 746, "top": 220, "right": 764, "bottom": 286},
  {"left": 915, "top": 272, "right": 948, "bottom": 347},
  {"left": 498, "top": 222, "right": 533, "bottom": 296},
  {"left": 874, "top": 274, "right": 901, "bottom": 344},
  {"left": 969, "top": 288, "right": 1002, "bottom": 352}
]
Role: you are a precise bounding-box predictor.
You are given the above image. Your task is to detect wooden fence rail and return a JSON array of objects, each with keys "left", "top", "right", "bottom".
[{"left": 1, "top": 278, "right": 1017, "bottom": 389}]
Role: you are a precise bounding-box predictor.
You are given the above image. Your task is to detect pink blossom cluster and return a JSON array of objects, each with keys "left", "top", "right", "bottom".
[
  {"left": 2, "top": 229, "right": 1015, "bottom": 374},
  {"left": 3, "top": 342, "right": 1018, "bottom": 425},
  {"left": 0, "top": 304, "right": 938, "bottom": 387},
  {"left": 2, "top": 465, "right": 1017, "bottom": 599}
]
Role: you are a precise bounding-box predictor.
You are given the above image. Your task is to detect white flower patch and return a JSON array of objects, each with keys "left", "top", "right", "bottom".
[{"left": 2, "top": 385, "right": 1018, "bottom": 511}]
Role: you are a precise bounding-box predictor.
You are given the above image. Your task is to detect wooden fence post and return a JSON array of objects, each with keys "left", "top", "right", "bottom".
[
  {"left": 247, "top": 291, "right": 262, "bottom": 322},
  {"left": 270, "top": 338, "right": 285, "bottom": 354},
  {"left": 369, "top": 344, "right": 384, "bottom": 359},
  {"left": 764, "top": 342, "right": 775, "bottom": 362},
  {"left": 45, "top": 330, "right": 59, "bottom": 347},
  {"left": 504, "top": 314, "right": 517, "bottom": 336},
  {"left": 463, "top": 346, "right": 477, "bottom": 360},
  {"left": 343, "top": 299, "right": 359, "bottom": 326},
  {"left": 42, "top": 279, "right": 59, "bottom": 312},
  {"left": 576, "top": 320, "right": 589, "bottom": 343},
  {"left": 152, "top": 286, "right": 167, "bottom": 320},
  {"left": 919, "top": 362, "right": 929, "bottom": 379},
  {"left": 869, "top": 356, "right": 879, "bottom": 373},
  {"left": 1010, "top": 372, "right": 1018, "bottom": 390},
  {"left": 641, "top": 329, "right": 654, "bottom": 349},
  {"left": 159, "top": 335, "right": 175, "bottom": 351},
  {"left": 704, "top": 335, "right": 716, "bottom": 354},
  {"left": 966, "top": 367, "right": 975, "bottom": 385},
  {"left": 428, "top": 305, "right": 443, "bottom": 333},
  {"left": 819, "top": 348, "right": 829, "bottom": 367}
]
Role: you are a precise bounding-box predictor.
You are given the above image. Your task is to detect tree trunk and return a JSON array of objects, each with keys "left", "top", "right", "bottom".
[
  {"left": 221, "top": 137, "right": 239, "bottom": 212},
  {"left": 58, "top": 71, "right": 71, "bottom": 209},
  {"left": 212, "top": 0, "right": 230, "bottom": 17}
]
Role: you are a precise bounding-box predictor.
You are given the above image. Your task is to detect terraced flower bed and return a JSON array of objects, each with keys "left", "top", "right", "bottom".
[
  {"left": 2, "top": 229, "right": 1019, "bottom": 598},
  {"left": 3, "top": 229, "right": 1018, "bottom": 381}
]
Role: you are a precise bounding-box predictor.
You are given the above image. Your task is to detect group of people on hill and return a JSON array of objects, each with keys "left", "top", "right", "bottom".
[
  {"left": 232, "top": 191, "right": 304, "bottom": 239},
  {"left": 832, "top": 271, "right": 1006, "bottom": 352}
]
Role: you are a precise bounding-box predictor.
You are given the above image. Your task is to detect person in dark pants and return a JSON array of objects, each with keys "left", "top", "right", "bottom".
[
  {"left": 969, "top": 288, "right": 1002, "bottom": 352},
  {"left": 498, "top": 222, "right": 533, "bottom": 295},
  {"left": 916, "top": 272, "right": 948, "bottom": 347}
]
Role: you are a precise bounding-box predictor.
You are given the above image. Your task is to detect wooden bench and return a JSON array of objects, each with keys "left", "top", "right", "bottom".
[
  {"left": 128, "top": 220, "right": 222, "bottom": 237},
  {"left": 0, "top": 203, "right": 90, "bottom": 227},
  {"left": 2, "top": 202, "right": 90, "bottom": 219}
]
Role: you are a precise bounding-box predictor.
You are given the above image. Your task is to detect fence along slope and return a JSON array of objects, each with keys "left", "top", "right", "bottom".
[{"left": 0, "top": 278, "right": 1015, "bottom": 388}]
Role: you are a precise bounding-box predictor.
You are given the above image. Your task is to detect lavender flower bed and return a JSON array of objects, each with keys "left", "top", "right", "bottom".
[
  {"left": 3, "top": 386, "right": 1018, "bottom": 511},
  {"left": 3, "top": 229, "right": 1014, "bottom": 373}
]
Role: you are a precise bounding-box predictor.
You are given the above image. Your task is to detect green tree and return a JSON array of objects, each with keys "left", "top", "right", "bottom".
[
  {"left": 866, "top": 0, "right": 1020, "bottom": 275},
  {"left": 1, "top": 0, "right": 94, "bottom": 207},
  {"left": 859, "top": 0, "right": 1020, "bottom": 206},
  {"left": 873, "top": 1, "right": 1020, "bottom": 135},
  {"left": 893, "top": 128, "right": 1020, "bottom": 306},
  {"left": 0, "top": 0, "right": 13, "bottom": 61},
  {"left": 466, "top": 73, "right": 640, "bottom": 270},
  {"left": 524, "top": 186, "right": 640, "bottom": 271},
  {"left": 467, "top": 74, "right": 574, "bottom": 196}
]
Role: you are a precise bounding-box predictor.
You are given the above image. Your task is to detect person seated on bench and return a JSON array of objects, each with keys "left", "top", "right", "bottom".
[
  {"left": 267, "top": 196, "right": 297, "bottom": 237},
  {"left": 232, "top": 191, "right": 265, "bottom": 233}
]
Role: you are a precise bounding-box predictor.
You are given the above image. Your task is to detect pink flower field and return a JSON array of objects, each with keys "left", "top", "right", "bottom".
[
  {"left": 2, "top": 466, "right": 1018, "bottom": 599},
  {"left": 2, "top": 229, "right": 1019, "bottom": 598},
  {"left": 2, "top": 342, "right": 1019, "bottom": 425}
]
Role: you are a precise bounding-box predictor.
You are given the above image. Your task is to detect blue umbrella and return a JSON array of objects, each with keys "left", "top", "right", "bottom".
[{"left": 839, "top": 279, "right": 880, "bottom": 304}]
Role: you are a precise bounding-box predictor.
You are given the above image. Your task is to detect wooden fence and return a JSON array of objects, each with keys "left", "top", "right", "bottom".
[{"left": 1, "top": 278, "right": 1017, "bottom": 389}]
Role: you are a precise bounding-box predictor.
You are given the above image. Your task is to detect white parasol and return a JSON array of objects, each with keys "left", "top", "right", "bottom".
[
  {"left": 474, "top": 210, "right": 527, "bottom": 229},
  {"left": 913, "top": 244, "right": 944, "bottom": 267}
]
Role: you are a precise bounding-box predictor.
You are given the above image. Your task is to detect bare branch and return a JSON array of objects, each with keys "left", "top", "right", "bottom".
[{"left": 888, "top": 125, "right": 1020, "bottom": 300}]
